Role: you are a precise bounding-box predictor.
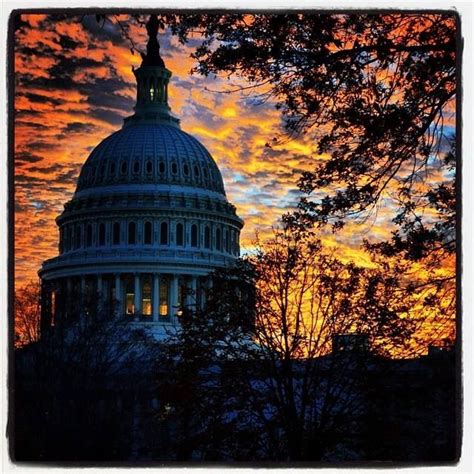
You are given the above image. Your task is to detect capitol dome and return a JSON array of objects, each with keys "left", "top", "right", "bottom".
[
  {"left": 39, "top": 16, "right": 243, "bottom": 337},
  {"left": 76, "top": 124, "right": 226, "bottom": 196}
]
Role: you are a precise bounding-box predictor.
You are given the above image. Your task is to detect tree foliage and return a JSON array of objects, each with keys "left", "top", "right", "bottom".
[
  {"left": 162, "top": 13, "right": 457, "bottom": 262},
  {"left": 14, "top": 281, "right": 41, "bottom": 347},
  {"left": 157, "top": 225, "right": 429, "bottom": 461}
]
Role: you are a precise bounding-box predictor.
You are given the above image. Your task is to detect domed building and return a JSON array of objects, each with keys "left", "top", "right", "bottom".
[{"left": 38, "top": 16, "right": 243, "bottom": 337}]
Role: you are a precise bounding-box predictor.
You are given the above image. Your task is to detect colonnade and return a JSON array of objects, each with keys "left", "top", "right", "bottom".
[{"left": 40, "top": 272, "right": 207, "bottom": 333}]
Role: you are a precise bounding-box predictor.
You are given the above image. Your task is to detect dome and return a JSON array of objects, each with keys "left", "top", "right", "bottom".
[
  {"left": 39, "top": 15, "right": 243, "bottom": 338},
  {"left": 76, "top": 123, "right": 226, "bottom": 195}
]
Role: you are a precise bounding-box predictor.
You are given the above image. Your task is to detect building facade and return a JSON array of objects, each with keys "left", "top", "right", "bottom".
[{"left": 38, "top": 16, "right": 243, "bottom": 337}]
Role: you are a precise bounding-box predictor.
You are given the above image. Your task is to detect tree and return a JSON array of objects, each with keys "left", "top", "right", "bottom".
[
  {"left": 157, "top": 225, "right": 423, "bottom": 461},
  {"left": 164, "top": 12, "right": 456, "bottom": 236},
  {"left": 13, "top": 290, "right": 163, "bottom": 462},
  {"left": 160, "top": 12, "right": 457, "bottom": 347},
  {"left": 14, "top": 281, "right": 41, "bottom": 347}
]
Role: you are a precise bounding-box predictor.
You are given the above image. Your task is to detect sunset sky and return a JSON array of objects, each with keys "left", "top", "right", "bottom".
[{"left": 13, "top": 12, "right": 455, "bottom": 288}]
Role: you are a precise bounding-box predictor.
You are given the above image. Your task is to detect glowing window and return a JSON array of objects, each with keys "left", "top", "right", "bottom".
[
  {"left": 142, "top": 276, "right": 152, "bottom": 317},
  {"left": 159, "top": 279, "right": 169, "bottom": 317}
]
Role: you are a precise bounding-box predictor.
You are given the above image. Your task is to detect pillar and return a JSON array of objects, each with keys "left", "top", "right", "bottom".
[
  {"left": 134, "top": 273, "right": 142, "bottom": 319},
  {"left": 152, "top": 273, "right": 160, "bottom": 322},
  {"left": 170, "top": 275, "right": 179, "bottom": 319},
  {"left": 40, "top": 280, "right": 52, "bottom": 337},
  {"left": 97, "top": 274, "right": 103, "bottom": 314},
  {"left": 80, "top": 275, "right": 87, "bottom": 316},
  {"left": 66, "top": 277, "right": 72, "bottom": 319},
  {"left": 114, "top": 273, "right": 122, "bottom": 318},
  {"left": 186, "top": 276, "right": 198, "bottom": 309}
]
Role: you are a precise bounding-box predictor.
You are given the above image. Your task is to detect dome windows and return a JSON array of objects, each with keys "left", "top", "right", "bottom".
[
  {"left": 193, "top": 165, "right": 200, "bottom": 178},
  {"left": 133, "top": 161, "right": 140, "bottom": 174},
  {"left": 146, "top": 161, "right": 153, "bottom": 174},
  {"left": 86, "top": 224, "right": 93, "bottom": 247},
  {"left": 113, "top": 222, "right": 121, "bottom": 245},
  {"left": 216, "top": 227, "right": 222, "bottom": 251},
  {"left": 120, "top": 161, "right": 128, "bottom": 175},
  {"left": 160, "top": 222, "right": 169, "bottom": 245},
  {"left": 109, "top": 162, "right": 116, "bottom": 177},
  {"left": 171, "top": 162, "right": 178, "bottom": 174},
  {"left": 191, "top": 224, "right": 198, "bottom": 247},
  {"left": 144, "top": 221, "right": 153, "bottom": 245},
  {"left": 75, "top": 225, "right": 82, "bottom": 249},
  {"left": 159, "top": 162, "right": 165, "bottom": 174},
  {"left": 183, "top": 164, "right": 189, "bottom": 176},
  {"left": 176, "top": 222, "right": 184, "bottom": 246},
  {"left": 128, "top": 222, "right": 136, "bottom": 245},
  {"left": 99, "top": 223, "right": 106, "bottom": 246},
  {"left": 204, "top": 226, "right": 211, "bottom": 249}
]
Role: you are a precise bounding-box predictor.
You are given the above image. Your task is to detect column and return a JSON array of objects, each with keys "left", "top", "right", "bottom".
[
  {"left": 97, "top": 274, "right": 103, "bottom": 314},
  {"left": 134, "top": 273, "right": 142, "bottom": 319},
  {"left": 80, "top": 275, "right": 87, "bottom": 316},
  {"left": 186, "top": 276, "right": 197, "bottom": 309},
  {"left": 170, "top": 275, "right": 179, "bottom": 320},
  {"left": 40, "top": 280, "right": 52, "bottom": 337},
  {"left": 152, "top": 273, "right": 160, "bottom": 322},
  {"left": 114, "top": 273, "right": 122, "bottom": 318},
  {"left": 66, "top": 278, "right": 72, "bottom": 319}
]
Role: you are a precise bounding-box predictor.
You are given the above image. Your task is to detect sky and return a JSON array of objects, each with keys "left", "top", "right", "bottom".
[{"left": 13, "top": 12, "right": 454, "bottom": 289}]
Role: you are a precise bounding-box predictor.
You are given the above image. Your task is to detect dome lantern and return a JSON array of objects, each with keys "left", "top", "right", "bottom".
[{"left": 124, "top": 15, "right": 179, "bottom": 128}]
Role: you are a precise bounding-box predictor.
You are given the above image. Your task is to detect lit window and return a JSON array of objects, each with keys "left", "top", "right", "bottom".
[
  {"left": 142, "top": 276, "right": 152, "bottom": 317},
  {"left": 159, "top": 280, "right": 169, "bottom": 317}
]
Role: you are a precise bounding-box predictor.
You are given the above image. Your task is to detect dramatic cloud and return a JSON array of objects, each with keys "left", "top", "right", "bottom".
[{"left": 13, "top": 12, "right": 449, "bottom": 288}]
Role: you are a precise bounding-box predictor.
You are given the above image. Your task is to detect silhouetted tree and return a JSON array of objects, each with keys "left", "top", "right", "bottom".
[
  {"left": 14, "top": 281, "right": 41, "bottom": 347},
  {"left": 13, "top": 292, "right": 162, "bottom": 462},
  {"left": 157, "top": 224, "right": 423, "bottom": 461},
  {"left": 161, "top": 11, "right": 457, "bottom": 346}
]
